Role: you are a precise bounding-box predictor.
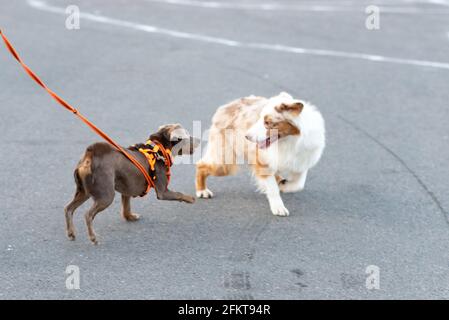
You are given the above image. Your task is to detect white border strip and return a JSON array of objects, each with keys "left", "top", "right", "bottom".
[{"left": 27, "top": 0, "right": 449, "bottom": 70}]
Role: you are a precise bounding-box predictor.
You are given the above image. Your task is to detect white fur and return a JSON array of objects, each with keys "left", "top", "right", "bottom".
[
  {"left": 253, "top": 96, "right": 325, "bottom": 215},
  {"left": 264, "top": 100, "right": 325, "bottom": 173},
  {"left": 196, "top": 92, "right": 325, "bottom": 216}
]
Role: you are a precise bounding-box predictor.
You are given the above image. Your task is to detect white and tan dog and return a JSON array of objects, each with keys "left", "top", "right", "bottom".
[{"left": 196, "top": 92, "right": 325, "bottom": 216}]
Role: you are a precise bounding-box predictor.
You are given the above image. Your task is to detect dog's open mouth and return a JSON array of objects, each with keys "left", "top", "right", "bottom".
[{"left": 257, "top": 136, "right": 278, "bottom": 149}]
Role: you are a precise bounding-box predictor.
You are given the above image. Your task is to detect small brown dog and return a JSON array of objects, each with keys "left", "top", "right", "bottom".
[{"left": 65, "top": 124, "right": 199, "bottom": 244}]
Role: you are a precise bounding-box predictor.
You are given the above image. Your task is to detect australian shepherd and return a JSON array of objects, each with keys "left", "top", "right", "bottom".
[{"left": 195, "top": 92, "right": 325, "bottom": 216}]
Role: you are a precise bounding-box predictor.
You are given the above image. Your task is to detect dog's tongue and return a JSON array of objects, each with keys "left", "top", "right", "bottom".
[{"left": 257, "top": 137, "right": 271, "bottom": 149}]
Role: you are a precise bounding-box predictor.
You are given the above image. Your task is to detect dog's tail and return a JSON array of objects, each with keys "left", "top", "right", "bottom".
[
  {"left": 74, "top": 148, "right": 94, "bottom": 194},
  {"left": 73, "top": 168, "right": 85, "bottom": 193}
]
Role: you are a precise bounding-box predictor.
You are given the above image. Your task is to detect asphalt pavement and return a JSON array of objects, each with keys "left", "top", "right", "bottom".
[{"left": 1, "top": 0, "right": 449, "bottom": 299}]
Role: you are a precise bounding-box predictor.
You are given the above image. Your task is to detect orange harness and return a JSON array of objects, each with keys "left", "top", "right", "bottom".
[
  {"left": 136, "top": 140, "right": 173, "bottom": 195},
  {"left": 0, "top": 30, "right": 158, "bottom": 196}
]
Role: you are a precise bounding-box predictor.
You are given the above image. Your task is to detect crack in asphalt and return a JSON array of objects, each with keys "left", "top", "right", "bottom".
[
  {"left": 220, "top": 62, "right": 449, "bottom": 229},
  {"left": 337, "top": 115, "right": 449, "bottom": 227}
]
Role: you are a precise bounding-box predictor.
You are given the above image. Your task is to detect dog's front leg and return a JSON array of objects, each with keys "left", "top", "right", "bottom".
[
  {"left": 153, "top": 162, "right": 195, "bottom": 204},
  {"left": 121, "top": 195, "right": 140, "bottom": 221},
  {"left": 259, "top": 175, "right": 289, "bottom": 216},
  {"left": 279, "top": 170, "right": 308, "bottom": 193},
  {"left": 157, "top": 189, "right": 196, "bottom": 204}
]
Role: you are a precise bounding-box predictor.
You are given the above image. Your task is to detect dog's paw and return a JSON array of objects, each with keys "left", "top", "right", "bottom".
[
  {"left": 67, "top": 232, "right": 76, "bottom": 241},
  {"left": 125, "top": 213, "right": 140, "bottom": 222},
  {"left": 89, "top": 237, "right": 98, "bottom": 245},
  {"left": 183, "top": 195, "right": 196, "bottom": 204},
  {"left": 270, "top": 203, "right": 290, "bottom": 217},
  {"left": 196, "top": 188, "right": 214, "bottom": 199}
]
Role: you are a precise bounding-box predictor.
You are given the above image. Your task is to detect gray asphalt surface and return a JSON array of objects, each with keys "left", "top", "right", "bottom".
[{"left": 1, "top": 0, "right": 449, "bottom": 299}]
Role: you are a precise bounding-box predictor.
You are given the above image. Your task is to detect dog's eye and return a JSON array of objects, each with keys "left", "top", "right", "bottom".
[{"left": 265, "top": 120, "right": 276, "bottom": 128}]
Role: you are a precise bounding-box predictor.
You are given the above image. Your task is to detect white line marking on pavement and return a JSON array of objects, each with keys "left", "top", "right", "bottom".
[
  {"left": 27, "top": 0, "right": 449, "bottom": 70},
  {"left": 144, "top": 0, "right": 449, "bottom": 13},
  {"left": 426, "top": 0, "right": 449, "bottom": 5}
]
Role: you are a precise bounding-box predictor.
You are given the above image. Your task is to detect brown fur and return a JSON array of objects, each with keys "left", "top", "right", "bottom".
[
  {"left": 275, "top": 102, "right": 304, "bottom": 116},
  {"left": 64, "top": 124, "right": 199, "bottom": 245},
  {"left": 195, "top": 162, "right": 238, "bottom": 192},
  {"left": 195, "top": 94, "right": 303, "bottom": 202},
  {"left": 263, "top": 115, "right": 300, "bottom": 139},
  {"left": 196, "top": 92, "right": 324, "bottom": 217},
  {"left": 251, "top": 161, "right": 272, "bottom": 179},
  {"left": 276, "top": 119, "right": 301, "bottom": 138}
]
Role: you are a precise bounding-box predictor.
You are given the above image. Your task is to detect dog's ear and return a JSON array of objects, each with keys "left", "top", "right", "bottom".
[
  {"left": 276, "top": 102, "right": 303, "bottom": 116},
  {"left": 161, "top": 126, "right": 172, "bottom": 142},
  {"left": 149, "top": 125, "right": 172, "bottom": 145}
]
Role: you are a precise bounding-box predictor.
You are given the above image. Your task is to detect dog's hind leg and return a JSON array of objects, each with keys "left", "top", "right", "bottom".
[
  {"left": 195, "top": 162, "right": 213, "bottom": 198},
  {"left": 83, "top": 173, "right": 115, "bottom": 244},
  {"left": 121, "top": 195, "right": 140, "bottom": 221},
  {"left": 71, "top": 146, "right": 120, "bottom": 244},
  {"left": 196, "top": 129, "right": 239, "bottom": 198},
  {"left": 65, "top": 190, "right": 89, "bottom": 240},
  {"left": 195, "top": 162, "right": 238, "bottom": 198},
  {"left": 65, "top": 170, "right": 90, "bottom": 240},
  {"left": 84, "top": 195, "right": 114, "bottom": 245}
]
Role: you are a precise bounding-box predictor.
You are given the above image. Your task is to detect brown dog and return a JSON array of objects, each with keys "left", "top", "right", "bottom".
[{"left": 64, "top": 124, "right": 198, "bottom": 244}]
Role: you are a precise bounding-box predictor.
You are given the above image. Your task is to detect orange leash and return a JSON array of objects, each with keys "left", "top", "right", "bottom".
[{"left": 0, "top": 30, "right": 154, "bottom": 195}]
